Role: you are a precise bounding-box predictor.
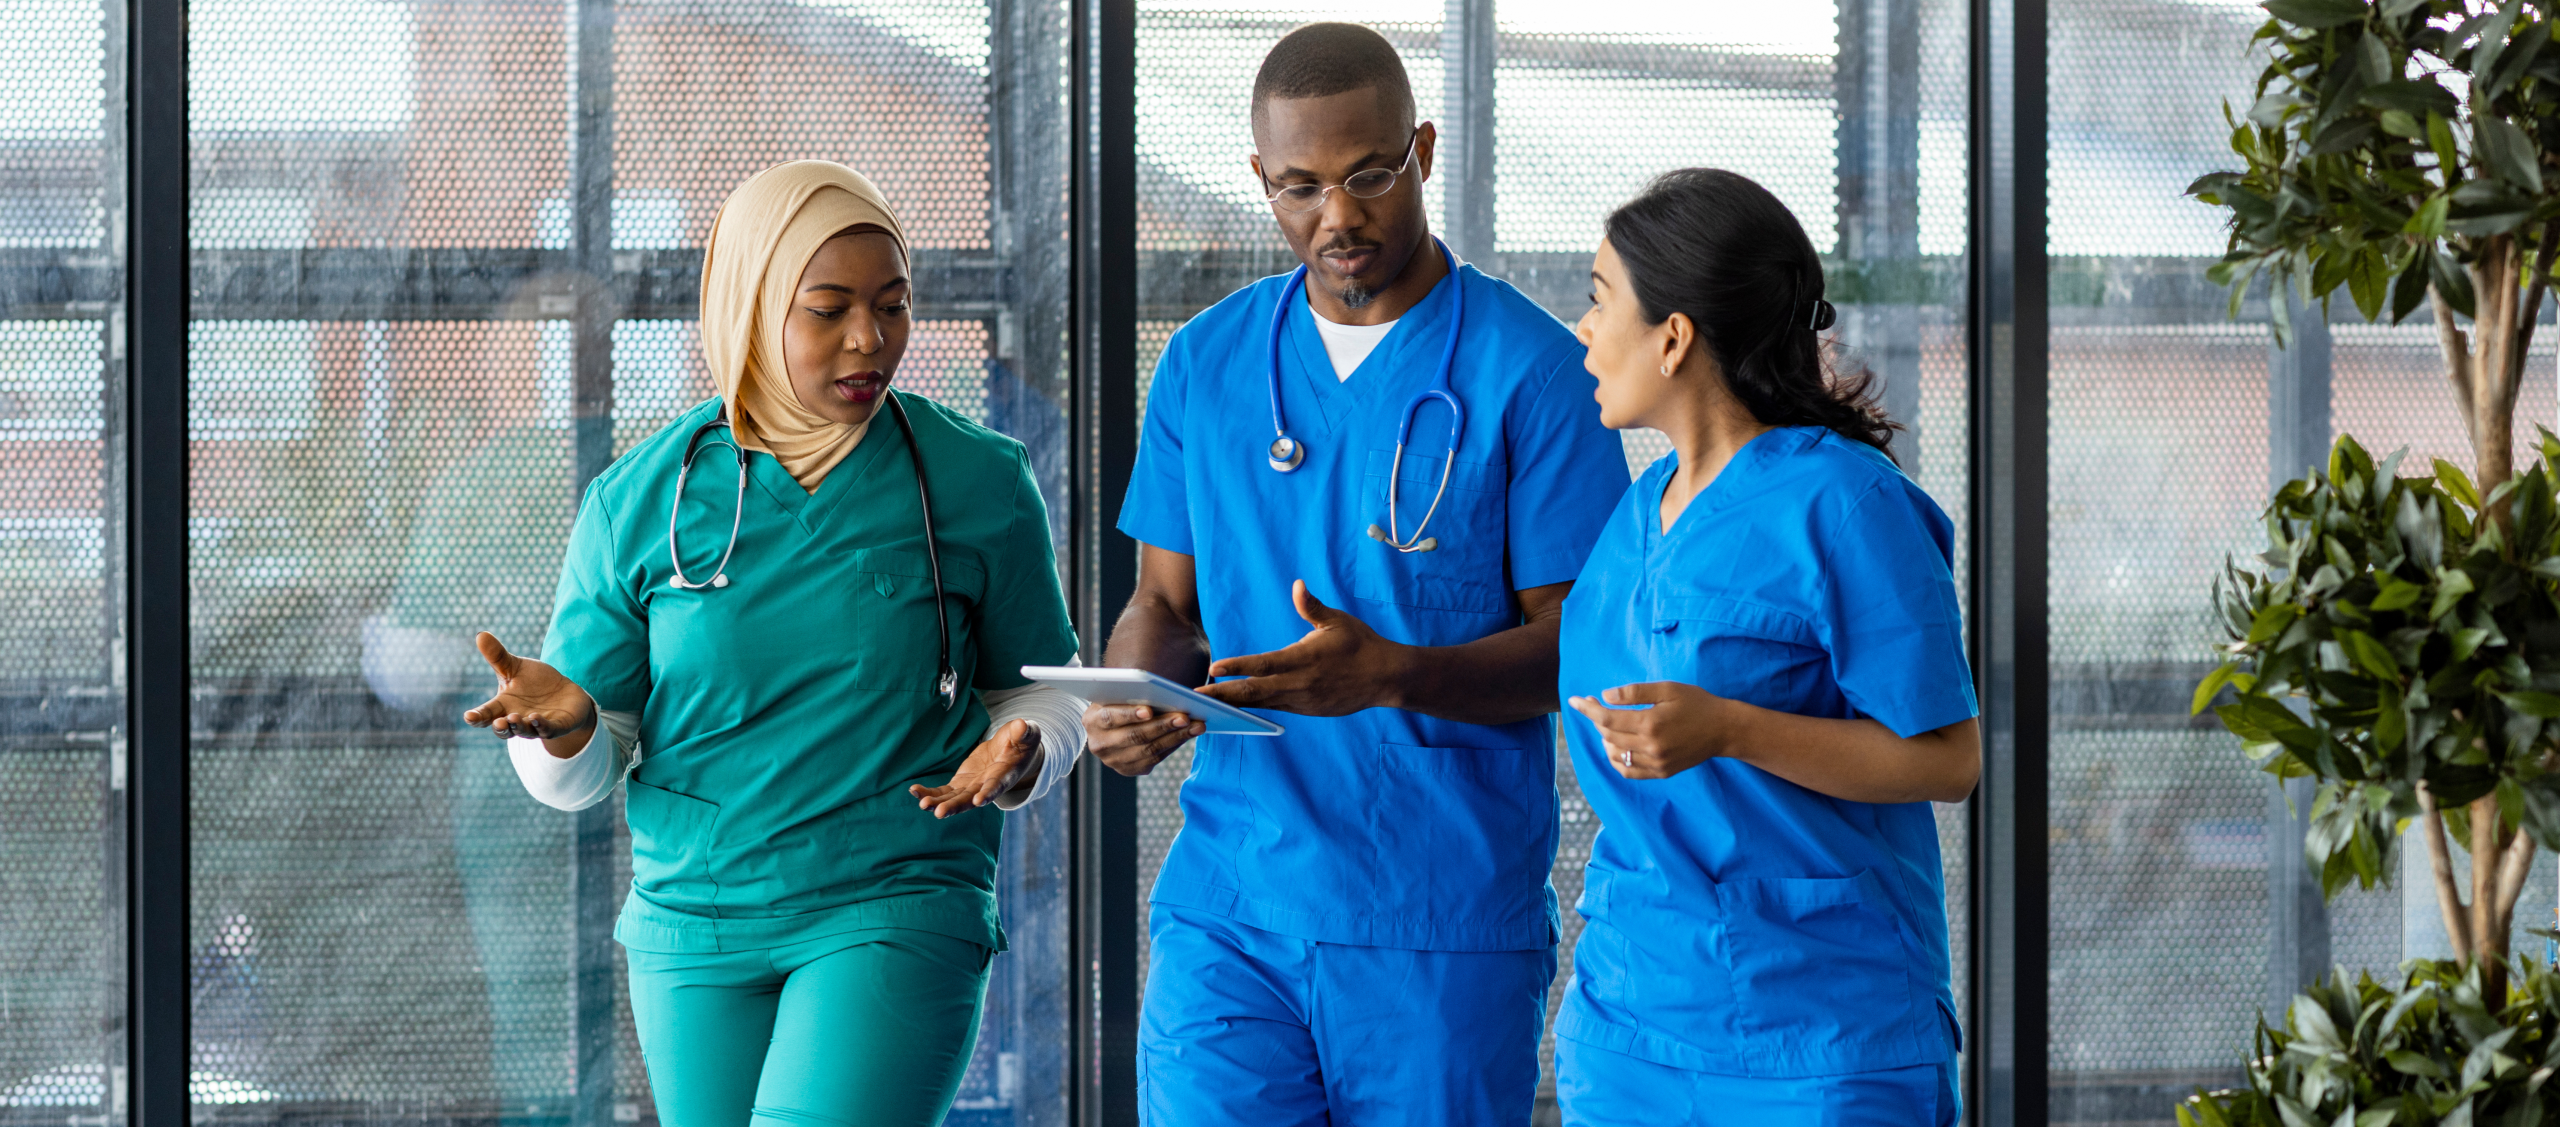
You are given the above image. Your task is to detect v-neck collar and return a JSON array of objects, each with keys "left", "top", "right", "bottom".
[
  {"left": 1650, "top": 427, "right": 1810, "bottom": 543},
  {"left": 744, "top": 416, "right": 898, "bottom": 534},
  {"left": 1281, "top": 265, "right": 1464, "bottom": 436}
]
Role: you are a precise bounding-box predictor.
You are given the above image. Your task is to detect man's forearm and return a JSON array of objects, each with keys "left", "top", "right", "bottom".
[
  {"left": 1384, "top": 616, "right": 1563, "bottom": 727},
  {"left": 1103, "top": 594, "right": 1213, "bottom": 686}
]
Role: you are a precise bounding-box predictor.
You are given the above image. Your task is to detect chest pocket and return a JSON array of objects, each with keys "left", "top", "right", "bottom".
[
  {"left": 1351, "top": 448, "right": 1509, "bottom": 617},
  {"left": 837, "top": 547, "right": 984, "bottom": 692},
  {"left": 1651, "top": 595, "right": 1826, "bottom": 709}
]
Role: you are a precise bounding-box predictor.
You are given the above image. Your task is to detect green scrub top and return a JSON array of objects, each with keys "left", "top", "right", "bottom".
[{"left": 543, "top": 394, "right": 1077, "bottom": 956}]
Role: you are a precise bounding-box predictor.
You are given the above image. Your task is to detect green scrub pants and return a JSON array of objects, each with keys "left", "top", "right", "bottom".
[{"left": 626, "top": 928, "right": 992, "bottom": 1127}]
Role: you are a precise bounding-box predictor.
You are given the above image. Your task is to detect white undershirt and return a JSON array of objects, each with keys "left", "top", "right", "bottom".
[
  {"left": 503, "top": 657, "right": 1090, "bottom": 814},
  {"left": 1310, "top": 304, "right": 1397, "bottom": 381}
]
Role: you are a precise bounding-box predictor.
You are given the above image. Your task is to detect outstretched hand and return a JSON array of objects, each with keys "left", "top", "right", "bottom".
[
  {"left": 462, "top": 632, "right": 597, "bottom": 756},
  {"left": 1195, "top": 580, "right": 1406, "bottom": 717},
  {"left": 911, "top": 719, "right": 1043, "bottom": 818},
  {"left": 1567, "top": 682, "right": 1726, "bottom": 779}
]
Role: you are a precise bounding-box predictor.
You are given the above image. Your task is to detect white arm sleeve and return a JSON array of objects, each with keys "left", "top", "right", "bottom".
[
  {"left": 983, "top": 655, "right": 1089, "bottom": 811},
  {"left": 508, "top": 696, "right": 642, "bottom": 812}
]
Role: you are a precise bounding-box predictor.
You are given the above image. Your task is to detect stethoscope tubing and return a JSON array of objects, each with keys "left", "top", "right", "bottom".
[
  {"left": 668, "top": 391, "right": 959, "bottom": 710},
  {"left": 1267, "top": 238, "right": 1466, "bottom": 554}
]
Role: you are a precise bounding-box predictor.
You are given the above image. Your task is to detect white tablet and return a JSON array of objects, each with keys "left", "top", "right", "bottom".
[{"left": 1019, "top": 665, "right": 1284, "bottom": 736}]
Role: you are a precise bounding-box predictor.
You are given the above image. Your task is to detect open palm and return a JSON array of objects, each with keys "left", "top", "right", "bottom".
[{"left": 463, "top": 631, "right": 593, "bottom": 742}]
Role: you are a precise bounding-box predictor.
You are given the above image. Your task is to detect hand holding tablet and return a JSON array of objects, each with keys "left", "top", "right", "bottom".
[{"left": 1022, "top": 666, "right": 1285, "bottom": 736}]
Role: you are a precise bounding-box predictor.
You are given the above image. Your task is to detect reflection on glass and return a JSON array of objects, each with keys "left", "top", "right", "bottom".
[
  {"left": 0, "top": 0, "right": 125, "bottom": 1114},
  {"left": 180, "top": 0, "right": 1071, "bottom": 1121},
  {"left": 1132, "top": 1, "right": 1970, "bottom": 1118}
]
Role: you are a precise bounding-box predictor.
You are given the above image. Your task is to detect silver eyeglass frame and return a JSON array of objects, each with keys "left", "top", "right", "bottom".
[{"left": 1257, "top": 127, "right": 1424, "bottom": 214}]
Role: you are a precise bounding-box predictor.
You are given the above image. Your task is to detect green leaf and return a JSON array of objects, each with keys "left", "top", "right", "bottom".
[
  {"left": 2343, "top": 629, "right": 2405, "bottom": 681},
  {"left": 2393, "top": 248, "right": 2433, "bottom": 322},
  {"left": 2476, "top": 115, "right": 2544, "bottom": 194},
  {"left": 2389, "top": 1049, "right": 2450, "bottom": 1078},
  {"left": 2429, "top": 110, "right": 2463, "bottom": 178},
  {"left": 2436, "top": 459, "right": 2484, "bottom": 510},
  {"left": 2408, "top": 193, "right": 2451, "bottom": 239},
  {"left": 2362, "top": 79, "right": 2458, "bottom": 118},
  {"left": 2498, "top": 690, "right": 2560, "bottom": 717},
  {"left": 2251, "top": 602, "right": 2306, "bottom": 645},
  {"left": 2433, "top": 566, "right": 2475, "bottom": 619},
  {"left": 2263, "top": 0, "right": 2368, "bottom": 27},
  {"left": 2372, "top": 577, "right": 2424, "bottom": 611},
  {"left": 2430, "top": 249, "right": 2478, "bottom": 319},
  {"left": 2195, "top": 662, "right": 2244, "bottom": 715}
]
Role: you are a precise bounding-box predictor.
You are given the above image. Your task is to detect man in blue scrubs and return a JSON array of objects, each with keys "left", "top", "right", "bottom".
[{"left": 1079, "top": 22, "right": 1630, "bottom": 1126}]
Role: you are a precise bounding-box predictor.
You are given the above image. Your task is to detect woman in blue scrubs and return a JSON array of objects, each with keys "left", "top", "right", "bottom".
[{"left": 1552, "top": 168, "right": 1981, "bottom": 1125}]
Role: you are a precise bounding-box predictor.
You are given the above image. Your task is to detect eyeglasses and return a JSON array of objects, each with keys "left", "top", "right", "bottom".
[{"left": 1260, "top": 129, "right": 1421, "bottom": 214}]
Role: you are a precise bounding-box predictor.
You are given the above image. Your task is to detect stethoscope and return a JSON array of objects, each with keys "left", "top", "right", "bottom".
[
  {"left": 1264, "top": 238, "right": 1465, "bottom": 554},
  {"left": 668, "top": 389, "right": 959, "bottom": 711}
]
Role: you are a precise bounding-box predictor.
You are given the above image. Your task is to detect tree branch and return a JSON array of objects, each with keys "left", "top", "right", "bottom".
[
  {"left": 2472, "top": 793, "right": 2503, "bottom": 963},
  {"left": 2514, "top": 222, "right": 2558, "bottom": 387},
  {"left": 2421, "top": 783, "right": 2476, "bottom": 959},
  {"left": 2436, "top": 287, "right": 2479, "bottom": 429},
  {"left": 2493, "top": 822, "right": 2537, "bottom": 940}
]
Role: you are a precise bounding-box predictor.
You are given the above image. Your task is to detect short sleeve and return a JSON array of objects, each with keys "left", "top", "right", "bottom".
[
  {"left": 1506, "top": 352, "right": 1635, "bottom": 589},
  {"left": 540, "top": 484, "right": 653, "bottom": 713},
  {"left": 972, "top": 448, "right": 1080, "bottom": 691},
  {"left": 1819, "top": 479, "right": 1978, "bottom": 738},
  {"left": 1116, "top": 338, "right": 1193, "bottom": 554}
]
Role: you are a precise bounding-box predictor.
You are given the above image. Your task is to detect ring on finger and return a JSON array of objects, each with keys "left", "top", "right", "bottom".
[{"left": 1618, "top": 747, "right": 1632, "bottom": 768}]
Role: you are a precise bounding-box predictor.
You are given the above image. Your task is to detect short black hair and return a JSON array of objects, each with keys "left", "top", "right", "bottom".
[{"left": 1251, "top": 22, "right": 1416, "bottom": 133}]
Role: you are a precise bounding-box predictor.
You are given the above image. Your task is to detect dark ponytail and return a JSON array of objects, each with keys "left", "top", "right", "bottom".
[{"left": 1603, "top": 168, "right": 1900, "bottom": 460}]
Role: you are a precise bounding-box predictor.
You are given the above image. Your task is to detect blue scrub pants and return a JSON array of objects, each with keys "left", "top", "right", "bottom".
[
  {"left": 626, "top": 929, "right": 993, "bottom": 1127},
  {"left": 1137, "top": 903, "right": 1556, "bottom": 1126},
  {"left": 1555, "top": 1037, "right": 1959, "bottom": 1127}
]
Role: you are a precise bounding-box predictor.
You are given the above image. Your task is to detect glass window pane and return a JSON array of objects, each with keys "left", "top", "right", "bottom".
[
  {"left": 184, "top": 0, "right": 1070, "bottom": 1121},
  {"left": 1133, "top": 4, "right": 1970, "bottom": 1119},
  {"left": 2040, "top": 3, "right": 2436, "bottom": 1120},
  {"left": 0, "top": 0, "right": 125, "bottom": 1113}
]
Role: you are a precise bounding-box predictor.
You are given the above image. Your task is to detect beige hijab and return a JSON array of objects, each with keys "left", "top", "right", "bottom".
[{"left": 700, "top": 160, "right": 911, "bottom": 492}]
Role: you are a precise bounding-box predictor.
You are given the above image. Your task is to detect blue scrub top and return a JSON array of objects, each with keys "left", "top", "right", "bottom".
[
  {"left": 1118, "top": 263, "right": 1628, "bottom": 951},
  {"left": 1554, "top": 426, "right": 1976, "bottom": 1078}
]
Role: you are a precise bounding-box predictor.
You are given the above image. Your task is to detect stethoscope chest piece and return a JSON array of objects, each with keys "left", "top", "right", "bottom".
[{"left": 1268, "top": 435, "right": 1304, "bottom": 473}]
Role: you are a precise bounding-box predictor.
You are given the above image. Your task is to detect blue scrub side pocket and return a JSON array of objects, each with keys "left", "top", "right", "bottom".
[
  {"left": 1713, "top": 870, "right": 1921, "bottom": 1052},
  {"left": 626, "top": 778, "right": 722, "bottom": 908},
  {"left": 1353, "top": 449, "right": 1509, "bottom": 619}
]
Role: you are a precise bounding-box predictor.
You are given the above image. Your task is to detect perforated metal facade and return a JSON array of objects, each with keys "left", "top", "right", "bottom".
[
  {"left": 1129, "top": 2, "right": 1973, "bottom": 1118},
  {"left": 0, "top": 0, "right": 125, "bottom": 1115},
  {"left": 30, "top": 0, "right": 1082, "bottom": 1122}
]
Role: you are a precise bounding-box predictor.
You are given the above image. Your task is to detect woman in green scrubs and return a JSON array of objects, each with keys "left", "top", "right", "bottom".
[{"left": 458, "top": 160, "right": 1082, "bottom": 1127}]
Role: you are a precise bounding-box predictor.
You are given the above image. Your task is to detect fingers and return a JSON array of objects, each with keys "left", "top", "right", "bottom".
[
  {"left": 462, "top": 694, "right": 506, "bottom": 730},
  {"left": 1085, "top": 703, "right": 1160, "bottom": 732},
  {"left": 1603, "top": 682, "right": 1677, "bottom": 706},
  {"left": 1205, "top": 649, "right": 1283, "bottom": 681},
  {"left": 1568, "top": 695, "right": 1651, "bottom": 736},
  {"left": 474, "top": 631, "right": 521, "bottom": 681},
  {"left": 1290, "top": 579, "right": 1340, "bottom": 626}
]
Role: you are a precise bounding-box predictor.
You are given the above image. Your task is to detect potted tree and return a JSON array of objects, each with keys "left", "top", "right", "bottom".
[{"left": 2182, "top": 0, "right": 2560, "bottom": 1120}]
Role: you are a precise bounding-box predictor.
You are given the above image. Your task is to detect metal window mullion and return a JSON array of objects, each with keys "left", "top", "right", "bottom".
[
  {"left": 567, "top": 0, "right": 620, "bottom": 1120},
  {"left": 2266, "top": 294, "right": 2332, "bottom": 1014},
  {"left": 1069, "top": 0, "right": 1138, "bottom": 1119},
  {"left": 1967, "top": 0, "right": 2048, "bottom": 1120},
  {"left": 125, "top": 0, "right": 189, "bottom": 1116},
  {"left": 1439, "top": 0, "right": 1494, "bottom": 268}
]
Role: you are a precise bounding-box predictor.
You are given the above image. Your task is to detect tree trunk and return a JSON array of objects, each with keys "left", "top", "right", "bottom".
[{"left": 2429, "top": 236, "right": 2533, "bottom": 998}]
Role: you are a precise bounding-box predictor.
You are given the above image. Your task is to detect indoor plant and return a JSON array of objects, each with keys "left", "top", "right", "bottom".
[{"left": 2182, "top": 0, "right": 2560, "bottom": 1120}]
